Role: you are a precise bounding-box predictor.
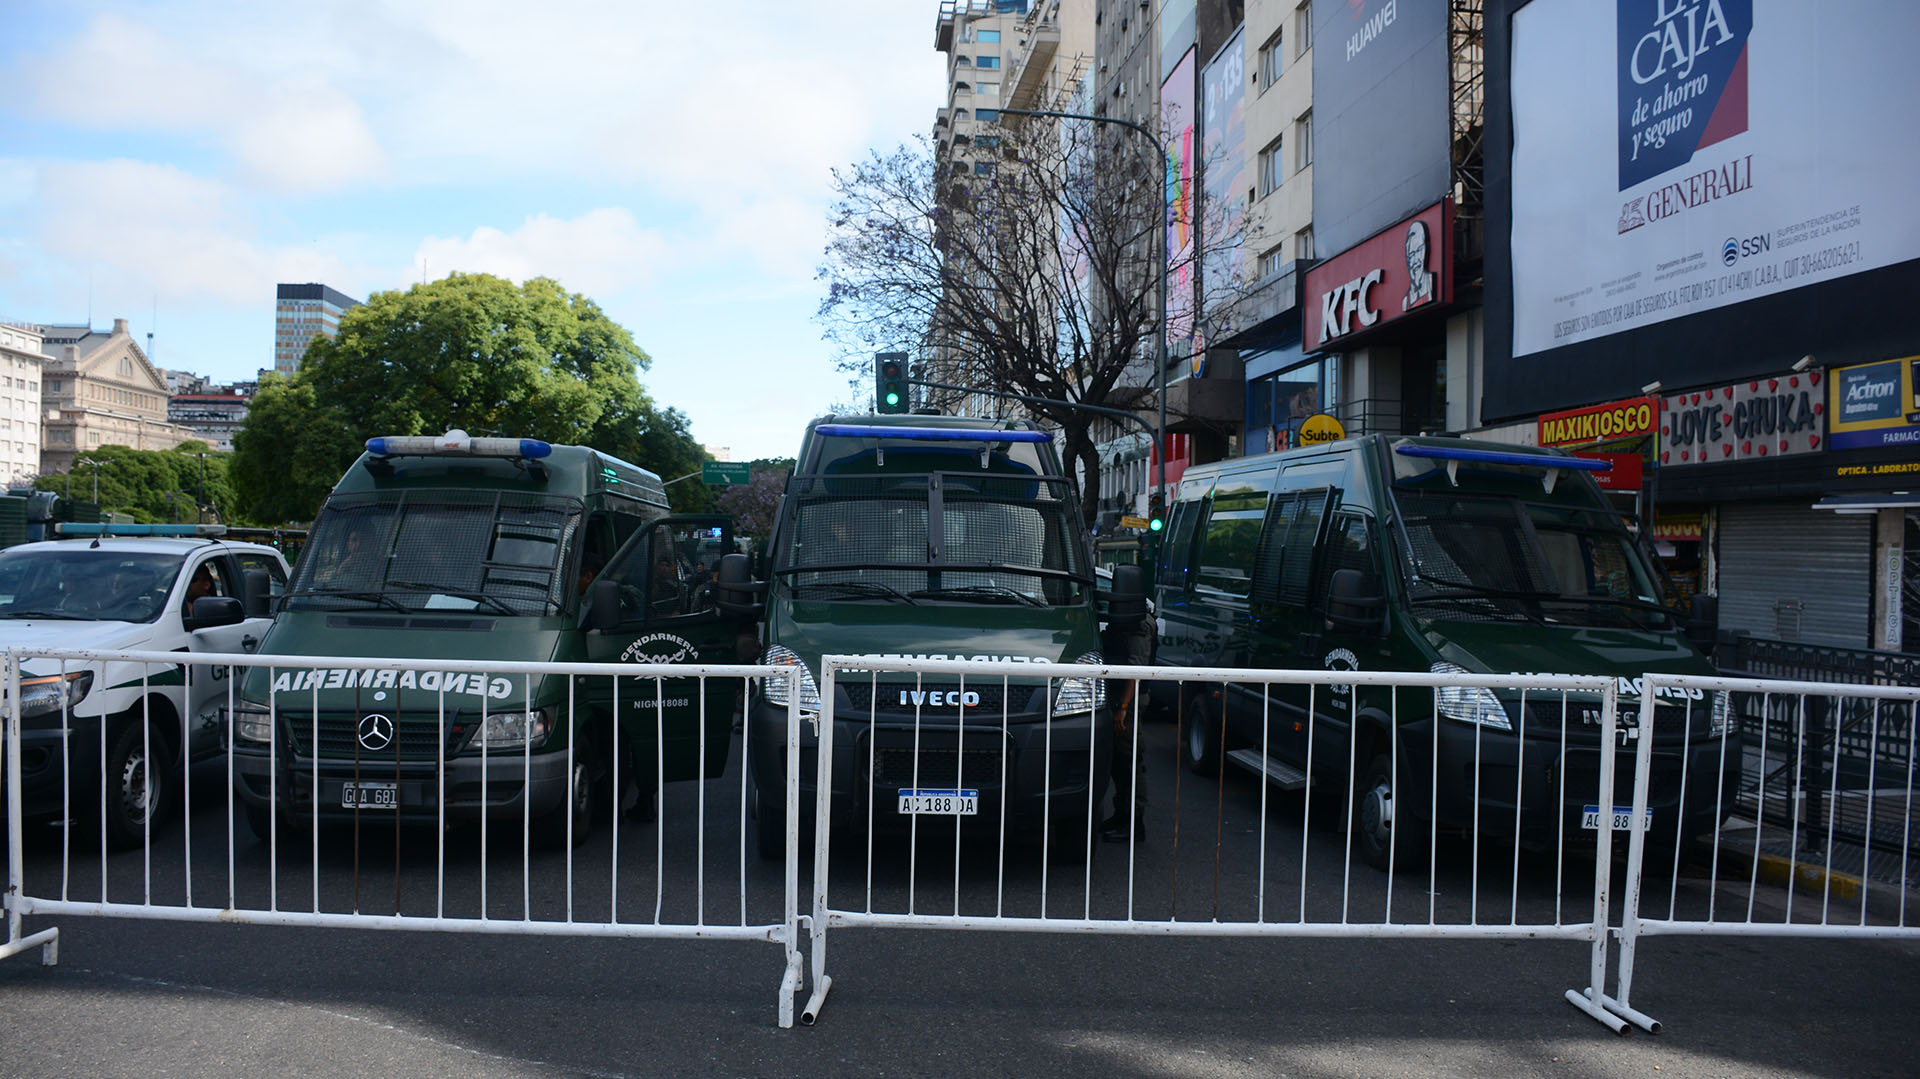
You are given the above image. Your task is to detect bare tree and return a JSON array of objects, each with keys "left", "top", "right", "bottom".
[{"left": 817, "top": 121, "right": 1243, "bottom": 525}]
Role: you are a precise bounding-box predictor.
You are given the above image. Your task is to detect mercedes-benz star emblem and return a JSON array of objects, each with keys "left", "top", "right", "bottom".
[{"left": 357, "top": 713, "right": 395, "bottom": 752}]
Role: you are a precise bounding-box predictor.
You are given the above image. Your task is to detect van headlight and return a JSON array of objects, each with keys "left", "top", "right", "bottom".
[
  {"left": 1051, "top": 652, "right": 1107, "bottom": 715},
  {"left": 18, "top": 671, "right": 93, "bottom": 719},
  {"left": 759, "top": 645, "right": 822, "bottom": 715},
  {"left": 1710, "top": 690, "right": 1731, "bottom": 737},
  {"left": 474, "top": 708, "right": 552, "bottom": 750},
  {"left": 229, "top": 703, "right": 275, "bottom": 744},
  {"left": 1430, "top": 662, "right": 1512, "bottom": 731}
]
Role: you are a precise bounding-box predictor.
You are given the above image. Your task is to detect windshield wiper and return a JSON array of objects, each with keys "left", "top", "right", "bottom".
[
  {"left": 0, "top": 609, "right": 86, "bottom": 620},
  {"left": 1537, "top": 594, "right": 1676, "bottom": 628},
  {"left": 910, "top": 584, "right": 1045, "bottom": 607},
  {"left": 792, "top": 580, "right": 919, "bottom": 604},
  {"left": 383, "top": 580, "right": 519, "bottom": 616},
  {"left": 286, "top": 589, "right": 408, "bottom": 612}
]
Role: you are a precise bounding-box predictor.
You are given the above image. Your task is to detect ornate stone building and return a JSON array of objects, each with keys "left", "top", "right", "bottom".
[{"left": 37, "top": 318, "right": 195, "bottom": 475}]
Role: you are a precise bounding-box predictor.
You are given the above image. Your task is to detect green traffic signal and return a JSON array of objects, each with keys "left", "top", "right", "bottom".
[
  {"left": 875, "top": 352, "right": 909, "bottom": 414},
  {"left": 1149, "top": 517, "right": 1164, "bottom": 532}
]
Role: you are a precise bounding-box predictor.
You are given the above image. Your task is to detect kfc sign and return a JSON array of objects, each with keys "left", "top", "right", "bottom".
[{"left": 1304, "top": 200, "right": 1454, "bottom": 347}]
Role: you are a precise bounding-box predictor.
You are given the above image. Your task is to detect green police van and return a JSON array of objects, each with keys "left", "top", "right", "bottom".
[
  {"left": 1153, "top": 434, "right": 1735, "bottom": 868},
  {"left": 726, "top": 415, "right": 1141, "bottom": 858},
  {"left": 226, "top": 431, "right": 738, "bottom": 846}
]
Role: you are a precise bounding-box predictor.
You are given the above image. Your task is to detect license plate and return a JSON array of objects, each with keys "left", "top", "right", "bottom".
[
  {"left": 342, "top": 781, "right": 398, "bottom": 810},
  {"left": 898, "top": 789, "right": 978, "bottom": 815},
  {"left": 1581, "top": 804, "right": 1651, "bottom": 830}
]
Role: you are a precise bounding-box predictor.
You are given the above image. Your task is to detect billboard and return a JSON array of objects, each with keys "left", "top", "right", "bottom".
[
  {"left": 1828, "top": 356, "right": 1920, "bottom": 451},
  {"left": 1510, "top": 0, "right": 1920, "bottom": 358},
  {"left": 1302, "top": 200, "right": 1453, "bottom": 349},
  {"left": 1163, "top": 47, "right": 1198, "bottom": 364},
  {"left": 1311, "top": 0, "right": 1452, "bottom": 258},
  {"left": 1200, "top": 28, "right": 1248, "bottom": 359}
]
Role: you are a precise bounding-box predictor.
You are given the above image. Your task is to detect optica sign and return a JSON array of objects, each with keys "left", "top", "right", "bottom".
[{"left": 1538, "top": 396, "right": 1660, "bottom": 447}]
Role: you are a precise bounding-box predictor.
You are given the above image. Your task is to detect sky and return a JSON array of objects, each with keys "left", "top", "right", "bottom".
[{"left": 0, "top": 0, "right": 950, "bottom": 462}]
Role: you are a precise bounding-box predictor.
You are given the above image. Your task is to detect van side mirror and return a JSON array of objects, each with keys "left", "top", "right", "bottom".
[
  {"left": 588, "top": 577, "right": 622, "bottom": 633},
  {"left": 188, "top": 596, "right": 246, "bottom": 631},
  {"left": 1325, "top": 568, "right": 1386, "bottom": 634},
  {"left": 242, "top": 569, "right": 272, "bottom": 619},
  {"left": 1104, "top": 564, "right": 1148, "bottom": 628},
  {"left": 715, "top": 553, "right": 766, "bottom": 620},
  {"left": 1685, "top": 592, "right": 1718, "bottom": 656}
]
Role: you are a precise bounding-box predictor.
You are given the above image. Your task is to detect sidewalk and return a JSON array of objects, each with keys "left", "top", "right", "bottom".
[{"left": 1709, "top": 815, "right": 1920, "bottom": 921}]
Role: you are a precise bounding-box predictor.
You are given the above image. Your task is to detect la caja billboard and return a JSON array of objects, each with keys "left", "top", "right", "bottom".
[{"left": 1303, "top": 200, "right": 1453, "bottom": 349}]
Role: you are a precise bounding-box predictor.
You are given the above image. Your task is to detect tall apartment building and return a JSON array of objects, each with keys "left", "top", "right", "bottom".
[
  {"left": 0, "top": 323, "right": 47, "bottom": 485},
  {"left": 273, "top": 282, "right": 361, "bottom": 374},
  {"left": 37, "top": 318, "right": 195, "bottom": 475}
]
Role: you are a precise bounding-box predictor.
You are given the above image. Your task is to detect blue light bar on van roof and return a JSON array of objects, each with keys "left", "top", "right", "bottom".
[
  {"left": 1394, "top": 442, "right": 1607, "bottom": 494},
  {"left": 366, "top": 430, "right": 553, "bottom": 459},
  {"left": 53, "top": 523, "right": 228, "bottom": 537},
  {"left": 815, "top": 424, "right": 1052, "bottom": 443}
]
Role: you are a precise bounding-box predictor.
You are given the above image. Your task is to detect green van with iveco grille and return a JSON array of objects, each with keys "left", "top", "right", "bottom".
[
  {"left": 226, "top": 431, "right": 738, "bottom": 846},
  {"left": 728, "top": 415, "right": 1142, "bottom": 858},
  {"left": 1153, "top": 434, "right": 1735, "bottom": 868}
]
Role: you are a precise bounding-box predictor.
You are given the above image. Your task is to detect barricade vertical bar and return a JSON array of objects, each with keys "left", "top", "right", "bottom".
[
  {"left": 1747, "top": 691, "right": 1773, "bottom": 923},
  {"left": 1037, "top": 674, "right": 1050, "bottom": 914},
  {"left": 479, "top": 684, "right": 489, "bottom": 921},
  {"left": 2, "top": 650, "right": 57, "bottom": 965},
  {"left": 955, "top": 672, "right": 967, "bottom": 920},
  {"left": 806, "top": 664, "right": 832, "bottom": 1025},
  {"left": 1555, "top": 694, "right": 1568, "bottom": 927},
  {"left": 1903, "top": 703, "right": 1916, "bottom": 927},
  {"left": 523, "top": 673, "right": 533, "bottom": 921},
  {"left": 226, "top": 673, "right": 236, "bottom": 914},
  {"left": 1429, "top": 686, "right": 1439, "bottom": 926},
  {"left": 564, "top": 677, "right": 574, "bottom": 923},
  {"left": 697, "top": 675, "right": 709, "bottom": 928},
  {"left": 181, "top": 662, "right": 192, "bottom": 910},
  {"left": 779, "top": 668, "right": 801, "bottom": 1029},
  {"left": 436, "top": 685, "right": 447, "bottom": 920},
  {"left": 909, "top": 673, "right": 923, "bottom": 916},
  {"left": 141, "top": 667, "right": 152, "bottom": 904},
  {"left": 1565, "top": 680, "right": 1627, "bottom": 1032},
  {"left": 1257, "top": 684, "right": 1271, "bottom": 924},
  {"left": 1821, "top": 691, "right": 1844, "bottom": 925},
  {"left": 995, "top": 673, "right": 1009, "bottom": 918},
  {"left": 1859, "top": 702, "right": 1880, "bottom": 926},
  {"left": 1603, "top": 679, "right": 1662, "bottom": 1032},
  {"left": 1298, "top": 683, "right": 1315, "bottom": 924},
  {"left": 1787, "top": 694, "right": 1807, "bottom": 925},
  {"left": 610, "top": 672, "right": 619, "bottom": 924},
  {"left": 654, "top": 674, "right": 665, "bottom": 926},
  {"left": 1707, "top": 694, "right": 1731, "bottom": 922},
  {"left": 1512, "top": 689, "right": 1526, "bottom": 925},
  {"left": 1341, "top": 682, "right": 1357, "bottom": 926},
  {"left": 1387, "top": 688, "right": 1400, "bottom": 924},
  {"left": 59, "top": 659, "right": 71, "bottom": 903}
]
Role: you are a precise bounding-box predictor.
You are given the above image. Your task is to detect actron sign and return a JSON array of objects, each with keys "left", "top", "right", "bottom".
[
  {"left": 1538, "top": 396, "right": 1660, "bottom": 447},
  {"left": 1304, "top": 200, "right": 1454, "bottom": 348}
]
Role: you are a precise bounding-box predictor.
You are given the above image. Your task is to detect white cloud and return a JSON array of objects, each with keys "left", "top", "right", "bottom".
[
  {"left": 410, "top": 209, "right": 674, "bottom": 298},
  {"left": 29, "top": 159, "right": 356, "bottom": 305}
]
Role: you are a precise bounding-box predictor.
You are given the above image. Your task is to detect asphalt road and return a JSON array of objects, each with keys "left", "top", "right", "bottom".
[{"left": 3, "top": 718, "right": 1918, "bottom": 1078}]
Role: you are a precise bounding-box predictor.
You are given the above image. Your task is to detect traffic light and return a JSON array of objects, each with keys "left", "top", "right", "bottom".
[
  {"left": 1147, "top": 492, "right": 1165, "bottom": 533},
  {"left": 875, "top": 352, "right": 909, "bottom": 414}
]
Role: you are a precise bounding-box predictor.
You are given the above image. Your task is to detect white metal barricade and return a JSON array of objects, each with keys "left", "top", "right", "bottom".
[
  {"left": 800, "top": 657, "right": 1641, "bottom": 1030},
  {"left": 1609, "top": 673, "right": 1920, "bottom": 1033},
  {"left": 1, "top": 647, "right": 808, "bottom": 1027}
]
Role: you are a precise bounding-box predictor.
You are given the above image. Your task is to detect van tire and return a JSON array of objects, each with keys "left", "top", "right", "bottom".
[
  {"left": 532, "top": 757, "right": 595, "bottom": 849},
  {"left": 1180, "top": 692, "right": 1222, "bottom": 776},
  {"left": 1354, "top": 754, "right": 1399, "bottom": 872}
]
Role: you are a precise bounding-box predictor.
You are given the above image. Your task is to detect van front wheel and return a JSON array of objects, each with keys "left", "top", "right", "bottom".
[
  {"left": 1180, "top": 692, "right": 1221, "bottom": 776},
  {"left": 532, "top": 758, "right": 595, "bottom": 849},
  {"left": 1354, "top": 754, "right": 1398, "bottom": 871}
]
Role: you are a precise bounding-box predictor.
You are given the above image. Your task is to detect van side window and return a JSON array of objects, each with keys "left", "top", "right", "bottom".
[
  {"left": 1251, "top": 488, "right": 1335, "bottom": 607},
  {"left": 1156, "top": 499, "right": 1203, "bottom": 590},
  {"left": 1195, "top": 482, "right": 1268, "bottom": 598}
]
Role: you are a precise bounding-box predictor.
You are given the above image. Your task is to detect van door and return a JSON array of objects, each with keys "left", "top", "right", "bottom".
[
  {"left": 586, "top": 515, "right": 739, "bottom": 785},
  {"left": 1153, "top": 484, "right": 1208, "bottom": 666},
  {"left": 1246, "top": 486, "right": 1335, "bottom": 762},
  {"left": 1190, "top": 473, "right": 1273, "bottom": 732}
]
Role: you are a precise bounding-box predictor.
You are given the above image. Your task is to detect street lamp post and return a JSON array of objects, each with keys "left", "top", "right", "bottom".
[
  {"left": 73, "top": 456, "right": 108, "bottom": 505},
  {"left": 999, "top": 105, "right": 1170, "bottom": 529}
]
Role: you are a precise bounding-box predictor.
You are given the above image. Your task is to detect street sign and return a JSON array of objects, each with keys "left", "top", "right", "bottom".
[
  {"left": 1119, "top": 515, "right": 1150, "bottom": 530},
  {"left": 702, "top": 462, "right": 750, "bottom": 486}
]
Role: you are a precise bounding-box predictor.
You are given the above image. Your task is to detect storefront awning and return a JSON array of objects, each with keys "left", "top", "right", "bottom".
[{"left": 1813, "top": 493, "right": 1920, "bottom": 514}]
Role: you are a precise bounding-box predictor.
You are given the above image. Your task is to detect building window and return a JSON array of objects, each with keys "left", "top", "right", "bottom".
[
  {"left": 976, "top": 108, "right": 999, "bottom": 123},
  {"left": 976, "top": 81, "right": 1000, "bottom": 97},
  {"left": 1256, "top": 244, "right": 1288, "bottom": 279},
  {"left": 1295, "top": 227, "right": 1315, "bottom": 261},
  {"left": 977, "top": 55, "right": 1000, "bottom": 69},
  {"left": 1258, "top": 135, "right": 1285, "bottom": 196},
  {"left": 974, "top": 135, "right": 1001, "bottom": 149},
  {"left": 1296, "top": 1, "right": 1313, "bottom": 58},
  {"left": 1258, "top": 28, "right": 1284, "bottom": 90},
  {"left": 974, "top": 161, "right": 996, "bottom": 176},
  {"left": 977, "top": 29, "right": 1000, "bottom": 42},
  {"left": 956, "top": 55, "right": 972, "bottom": 65},
  {"left": 1296, "top": 110, "right": 1313, "bottom": 170}
]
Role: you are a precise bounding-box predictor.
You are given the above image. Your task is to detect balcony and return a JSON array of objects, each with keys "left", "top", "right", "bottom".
[{"left": 1002, "top": 18, "right": 1060, "bottom": 113}]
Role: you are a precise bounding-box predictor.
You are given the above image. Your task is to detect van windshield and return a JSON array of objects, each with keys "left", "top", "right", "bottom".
[
  {"left": 775, "top": 472, "right": 1088, "bottom": 606},
  {"left": 1393, "top": 491, "right": 1675, "bottom": 629},
  {"left": 284, "top": 491, "right": 582, "bottom": 616}
]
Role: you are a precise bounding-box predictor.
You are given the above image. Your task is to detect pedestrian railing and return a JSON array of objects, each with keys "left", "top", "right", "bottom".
[
  {"left": 800, "top": 657, "right": 1646, "bottom": 1031},
  {"left": 1, "top": 647, "right": 808, "bottom": 1027},
  {"left": 1609, "top": 672, "right": 1920, "bottom": 1033}
]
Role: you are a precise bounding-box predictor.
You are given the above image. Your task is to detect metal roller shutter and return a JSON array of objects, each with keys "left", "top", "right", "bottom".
[{"left": 1717, "top": 500, "right": 1871, "bottom": 648}]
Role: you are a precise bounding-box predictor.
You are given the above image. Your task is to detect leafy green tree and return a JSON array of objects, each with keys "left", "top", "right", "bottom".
[
  {"left": 592, "top": 399, "right": 716, "bottom": 514},
  {"left": 231, "top": 272, "right": 679, "bottom": 522},
  {"left": 38, "top": 443, "right": 244, "bottom": 524}
]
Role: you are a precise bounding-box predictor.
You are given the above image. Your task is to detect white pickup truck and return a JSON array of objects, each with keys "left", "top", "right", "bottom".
[{"left": 0, "top": 529, "right": 288, "bottom": 847}]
